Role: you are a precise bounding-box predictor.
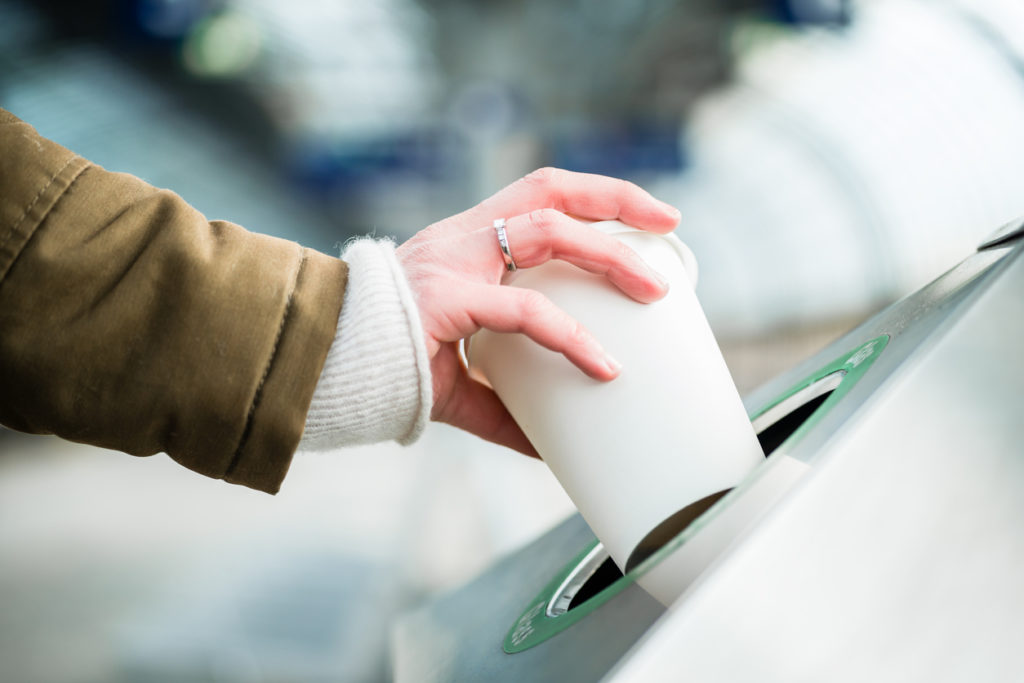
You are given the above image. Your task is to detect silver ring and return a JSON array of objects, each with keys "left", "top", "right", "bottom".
[{"left": 494, "top": 218, "right": 517, "bottom": 272}]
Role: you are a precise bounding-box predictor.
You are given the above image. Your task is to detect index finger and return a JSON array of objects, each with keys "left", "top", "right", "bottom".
[{"left": 470, "top": 167, "right": 681, "bottom": 234}]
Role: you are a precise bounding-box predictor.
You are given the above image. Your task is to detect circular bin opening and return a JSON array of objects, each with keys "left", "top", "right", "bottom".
[
  {"left": 548, "top": 373, "right": 848, "bottom": 616},
  {"left": 547, "top": 544, "right": 620, "bottom": 617},
  {"left": 753, "top": 371, "right": 844, "bottom": 456},
  {"left": 549, "top": 371, "right": 848, "bottom": 615},
  {"left": 508, "top": 338, "right": 889, "bottom": 652}
]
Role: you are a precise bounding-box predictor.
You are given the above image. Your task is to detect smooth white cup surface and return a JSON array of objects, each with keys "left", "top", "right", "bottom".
[{"left": 467, "top": 220, "right": 764, "bottom": 600}]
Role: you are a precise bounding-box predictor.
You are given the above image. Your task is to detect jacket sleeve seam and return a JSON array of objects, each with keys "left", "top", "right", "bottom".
[
  {"left": 0, "top": 156, "right": 87, "bottom": 285},
  {"left": 224, "top": 245, "right": 307, "bottom": 477}
]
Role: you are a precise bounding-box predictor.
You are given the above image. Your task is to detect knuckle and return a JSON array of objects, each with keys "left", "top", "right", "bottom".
[
  {"left": 566, "top": 319, "right": 590, "bottom": 348},
  {"left": 615, "top": 177, "right": 640, "bottom": 194},
  {"left": 617, "top": 179, "right": 643, "bottom": 202},
  {"left": 517, "top": 289, "right": 550, "bottom": 318},
  {"left": 415, "top": 278, "right": 445, "bottom": 307},
  {"left": 611, "top": 239, "right": 639, "bottom": 265},
  {"left": 526, "top": 207, "right": 560, "bottom": 235},
  {"left": 621, "top": 179, "right": 642, "bottom": 193},
  {"left": 521, "top": 166, "right": 559, "bottom": 189}
]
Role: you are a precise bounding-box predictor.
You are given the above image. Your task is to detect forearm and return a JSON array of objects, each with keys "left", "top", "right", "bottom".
[{"left": 0, "top": 109, "right": 347, "bottom": 493}]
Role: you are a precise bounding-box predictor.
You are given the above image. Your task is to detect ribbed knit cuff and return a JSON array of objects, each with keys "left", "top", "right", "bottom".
[{"left": 298, "top": 238, "right": 432, "bottom": 450}]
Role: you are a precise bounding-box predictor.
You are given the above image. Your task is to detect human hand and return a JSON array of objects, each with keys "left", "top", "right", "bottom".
[{"left": 396, "top": 167, "right": 680, "bottom": 456}]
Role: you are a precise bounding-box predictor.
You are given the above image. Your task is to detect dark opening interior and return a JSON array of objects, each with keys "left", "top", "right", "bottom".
[
  {"left": 563, "top": 385, "right": 838, "bottom": 612},
  {"left": 624, "top": 488, "right": 731, "bottom": 572},
  {"left": 567, "top": 556, "right": 623, "bottom": 611},
  {"left": 755, "top": 390, "right": 834, "bottom": 456}
]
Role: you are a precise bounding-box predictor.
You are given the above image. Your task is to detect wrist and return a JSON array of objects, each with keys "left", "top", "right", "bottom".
[{"left": 298, "top": 238, "right": 432, "bottom": 450}]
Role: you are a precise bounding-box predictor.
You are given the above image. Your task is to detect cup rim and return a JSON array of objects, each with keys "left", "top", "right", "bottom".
[{"left": 588, "top": 220, "right": 699, "bottom": 288}]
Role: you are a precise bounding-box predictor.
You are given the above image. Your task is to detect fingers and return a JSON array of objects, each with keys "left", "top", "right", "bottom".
[
  {"left": 462, "top": 284, "right": 621, "bottom": 381},
  {"left": 474, "top": 167, "right": 680, "bottom": 234},
  {"left": 485, "top": 209, "right": 669, "bottom": 303}
]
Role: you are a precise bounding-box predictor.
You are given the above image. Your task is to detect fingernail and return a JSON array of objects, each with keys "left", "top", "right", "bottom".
[
  {"left": 659, "top": 201, "right": 681, "bottom": 219},
  {"left": 604, "top": 354, "right": 622, "bottom": 375},
  {"left": 652, "top": 268, "right": 670, "bottom": 292}
]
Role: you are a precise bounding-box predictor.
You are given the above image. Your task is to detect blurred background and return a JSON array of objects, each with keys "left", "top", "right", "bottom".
[{"left": 2, "top": 0, "right": 1024, "bottom": 680}]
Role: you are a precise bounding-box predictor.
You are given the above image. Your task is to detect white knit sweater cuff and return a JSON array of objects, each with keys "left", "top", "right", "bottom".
[{"left": 299, "top": 238, "right": 432, "bottom": 451}]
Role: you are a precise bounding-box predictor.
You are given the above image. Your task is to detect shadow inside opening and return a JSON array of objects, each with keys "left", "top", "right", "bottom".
[{"left": 756, "top": 389, "right": 834, "bottom": 456}]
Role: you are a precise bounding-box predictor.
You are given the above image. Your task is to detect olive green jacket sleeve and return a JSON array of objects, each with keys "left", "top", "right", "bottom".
[{"left": 0, "top": 109, "right": 348, "bottom": 493}]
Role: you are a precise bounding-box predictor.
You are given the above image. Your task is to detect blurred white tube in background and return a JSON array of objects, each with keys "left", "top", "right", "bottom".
[{"left": 655, "top": 0, "right": 1024, "bottom": 338}]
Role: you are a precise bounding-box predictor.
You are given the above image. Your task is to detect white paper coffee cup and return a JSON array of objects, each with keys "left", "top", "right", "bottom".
[{"left": 467, "top": 220, "right": 765, "bottom": 603}]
